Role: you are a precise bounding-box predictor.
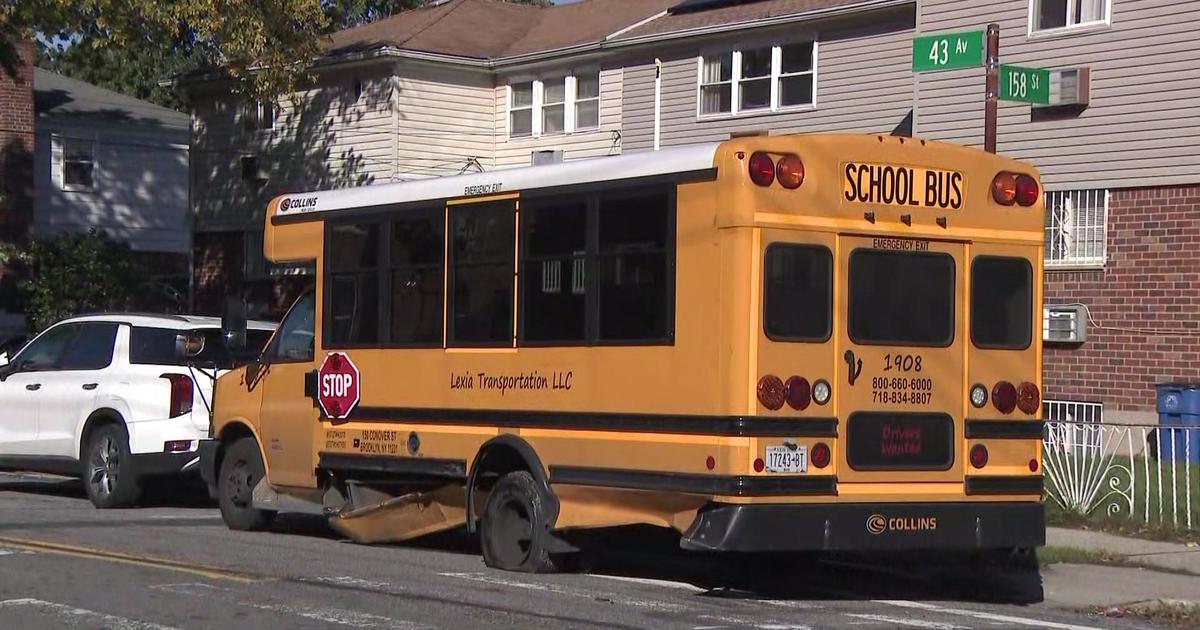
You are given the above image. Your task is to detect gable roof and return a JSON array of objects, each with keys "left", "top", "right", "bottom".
[
  {"left": 35, "top": 68, "right": 188, "bottom": 130},
  {"left": 325, "top": 0, "right": 678, "bottom": 59},
  {"left": 611, "top": 0, "right": 888, "bottom": 40}
]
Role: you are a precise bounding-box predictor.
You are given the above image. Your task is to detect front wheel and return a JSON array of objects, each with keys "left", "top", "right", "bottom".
[
  {"left": 217, "top": 438, "right": 275, "bottom": 531},
  {"left": 83, "top": 424, "right": 141, "bottom": 508},
  {"left": 480, "top": 471, "right": 557, "bottom": 573}
]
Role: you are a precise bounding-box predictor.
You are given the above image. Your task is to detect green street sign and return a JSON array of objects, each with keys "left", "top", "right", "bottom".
[
  {"left": 912, "top": 31, "right": 985, "bottom": 72},
  {"left": 1000, "top": 64, "right": 1051, "bottom": 104}
]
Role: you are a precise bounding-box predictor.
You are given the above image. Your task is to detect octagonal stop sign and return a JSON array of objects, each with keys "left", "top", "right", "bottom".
[{"left": 317, "top": 352, "right": 360, "bottom": 419}]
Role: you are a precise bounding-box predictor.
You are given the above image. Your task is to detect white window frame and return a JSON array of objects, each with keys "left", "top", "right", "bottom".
[
  {"left": 51, "top": 134, "right": 97, "bottom": 192},
  {"left": 507, "top": 71, "right": 602, "bottom": 139},
  {"left": 1027, "top": 0, "right": 1112, "bottom": 37},
  {"left": 245, "top": 100, "right": 277, "bottom": 132},
  {"left": 572, "top": 71, "right": 601, "bottom": 131},
  {"left": 1044, "top": 188, "right": 1109, "bottom": 269},
  {"left": 695, "top": 41, "right": 818, "bottom": 119}
]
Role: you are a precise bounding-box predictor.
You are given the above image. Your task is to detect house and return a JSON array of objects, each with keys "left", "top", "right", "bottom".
[
  {"left": 0, "top": 48, "right": 191, "bottom": 329},
  {"left": 185, "top": 0, "right": 1199, "bottom": 423},
  {"left": 33, "top": 69, "right": 191, "bottom": 275}
]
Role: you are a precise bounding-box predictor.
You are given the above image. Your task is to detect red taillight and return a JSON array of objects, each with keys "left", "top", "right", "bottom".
[
  {"left": 757, "top": 375, "right": 785, "bottom": 410},
  {"left": 784, "top": 376, "right": 811, "bottom": 411},
  {"left": 992, "top": 381, "right": 1017, "bottom": 414},
  {"left": 776, "top": 154, "right": 804, "bottom": 189},
  {"left": 706, "top": 455, "right": 716, "bottom": 471},
  {"left": 970, "top": 444, "right": 989, "bottom": 469},
  {"left": 1015, "top": 174, "right": 1040, "bottom": 206},
  {"left": 161, "top": 373, "right": 194, "bottom": 418},
  {"left": 753, "top": 457, "right": 765, "bottom": 473},
  {"left": 1017, "top": 381, "right": 1041, "bottom": 415},
  {"left": 811, "top": 442, "right": 831, "bottom": 469},
  {"left": 1029, "top": 458, "right": 1040, "bottom": 473},
  {"left": 991, "top": 172, "right": 1017, "bottom": 206},
  {"left": 749, "top": 151, "right": 775, "bottom": 187}
]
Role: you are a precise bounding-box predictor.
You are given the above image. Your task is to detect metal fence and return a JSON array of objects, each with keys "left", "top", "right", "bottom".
[{"left": 1042, "top": 418, "right": 1197, "bottom": 530}]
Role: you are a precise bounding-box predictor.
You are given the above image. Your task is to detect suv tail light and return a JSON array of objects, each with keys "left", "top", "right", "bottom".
[{"left": 161, "top": 373, "right": 194, "bottom": 418}]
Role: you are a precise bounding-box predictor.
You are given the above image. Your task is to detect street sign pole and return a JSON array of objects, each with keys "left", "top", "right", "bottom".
[{"left": 984, "top": 23, "right": 999, "bottom": 154}]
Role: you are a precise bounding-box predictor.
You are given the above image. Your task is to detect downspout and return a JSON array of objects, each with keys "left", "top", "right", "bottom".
[{"left": 653, "top": 58, "right": 662, "bottom": 151}]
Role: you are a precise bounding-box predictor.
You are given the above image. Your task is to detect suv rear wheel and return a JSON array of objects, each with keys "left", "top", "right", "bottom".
[
  {"left": 217, "top": 438, "right": 275, "bottom": 531},
  {"left": 83, "top": 424, "right": 141, "bottom": 508}
]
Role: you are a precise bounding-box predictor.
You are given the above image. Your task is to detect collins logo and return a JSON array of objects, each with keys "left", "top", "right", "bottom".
[
  {"left": 867, "top": 514, "right": 939, "bottom": 535},
  {"left": 280, "top": 196, "right": 318, "bottom": 212}
]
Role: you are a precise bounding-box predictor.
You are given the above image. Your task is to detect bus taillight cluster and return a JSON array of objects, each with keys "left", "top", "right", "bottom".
[
  {"left": 748, "top": 151, "right": 805, "bottom": 189},
  {"left": 757, "top": 374, "right": 831, "bottom": 411},
  {"left": 991, "top": 172, "right": 1040, "bottom": 206},
  {"left": 972, "top": 380, "right": 1040, "bottom": 414}
]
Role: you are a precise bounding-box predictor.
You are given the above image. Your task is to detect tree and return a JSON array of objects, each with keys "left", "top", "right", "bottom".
[
  {"left": 5, "top": 0, "right": 553, "bottom": 102},
  {"left": 0, "top": 230, "right": 135, "bottom": 332}
]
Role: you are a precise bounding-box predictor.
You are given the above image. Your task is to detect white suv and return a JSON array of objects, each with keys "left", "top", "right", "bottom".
[{"left": 0, "top": 314, "right": 275, "bottom": 508}]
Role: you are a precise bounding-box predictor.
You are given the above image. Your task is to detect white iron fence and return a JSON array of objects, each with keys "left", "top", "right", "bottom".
[{"left": 1042, "top": 418, "right": 1198, "bottom": 530}]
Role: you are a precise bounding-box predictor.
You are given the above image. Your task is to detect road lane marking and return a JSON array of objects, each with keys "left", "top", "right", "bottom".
[
  {"left": 440, "top": 571, "right": 689, "bottom": 612},
  {"left": 0, "top": 546, "right": 34, "bottom": 556},
  {"left": 876, "top": 600, "right": 1106, "bottom": 630},
  {"left": 590, "top": 574, "right": 708, "bottom": 593},
  {"left": 845, "top": 613, "right": 970, "bottom": 629},
  {"left": 152, "top": 583, "right": 430, "bottom": 629},
  {"left": 0, "top": 536, "right": 259, "bottom": 583},
  {"left": 0, "top": 598, "right": 178, "bottom": 630}
]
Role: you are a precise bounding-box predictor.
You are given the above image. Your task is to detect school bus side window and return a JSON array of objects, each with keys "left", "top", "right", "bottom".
[
  {"left": 763, "top": 244, "right": 832, "bottom": 341},
  {"left": 328, "top": 222, "right": 382, "bottom": 345},
  {"left": 970, "top": 256, "right": 1032, "bottom": 349},
  {"left": 597, "top": 191, "right": 672, "bottom": 342},
  {"left": 522, "top": 198, "right": 588, "bottom": 342},
  {"left": 391, "top": 210, "right": 444, "bottom": 345},
  {"left": 272, "top": 291, "right": 316, "bottom": 361},
  {"left": 450, "top": 201, "right": 516, "bottom": 345}
]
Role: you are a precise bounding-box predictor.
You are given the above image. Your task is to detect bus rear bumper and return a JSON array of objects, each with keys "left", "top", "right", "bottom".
[{"left": 680, "top": 501, "right": 1044, "bottom": 552}]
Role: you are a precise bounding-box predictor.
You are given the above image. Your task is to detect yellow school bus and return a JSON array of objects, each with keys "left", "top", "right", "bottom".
[{"left": 199, "top": 133, "right": 1046, "bottom": 572}]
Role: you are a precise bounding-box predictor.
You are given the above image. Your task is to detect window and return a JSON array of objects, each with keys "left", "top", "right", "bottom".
[
  {"left": 522, "top": 199, "right": 588, "bottom": 342},
  {"left": 328, "top": 222, "right": 381, "bottom": 345},
  {"left": 13, "top": 324, "right": 77, "bottom": 371},
  {"left": 130, "top": 327, "right": 274, "bottom": 368},
  {"left": 518, "top": 188, "right": 675, "bottom": 345},
  {"left": 971, "top": 257, "right": 1033, "bottom": 349},
  {"left": 848, "top": 250, "right": 955, "bottom": 346},
  {"left": 57, "top": 322, "right": 119, "bottom": 371},
  {"left": 390, "top": 211, "right": 444, "bottom": 345},
  {"left": 245, "top": 100, "right": 276, "bottom": 131},
  {"left": 450, "top": 202, "right": 515, "bottom": 345},
  {"left": 542, "top": 77, "right": 566, "bottom": 134},
  {"left": 1031, "top": 0, "right": 1109, "bottom": 32},
  {"left": 509, "top": 82, "right": 534, "bottom": 137},
  {"left": 597, "top": 192, "right": 672, "bottom": 342},
  {"left": 1045, "top": 189, "right": 1108, "bottom": 267},
  {"left": 53, "top": 135, "right": 95, "bottom": 191},
  {"left": 697, "top": 42, "right": 816, "bottom": 116},
  {"left": 574, "top": 72, "right": 600, "bottom": 130},
  {"left": 508, "top": 71, "right": 601, "bottom": 138},
  {"left": 763, "top": 244, "right": 832, "bottom": 341},
  {"left": 271, "top": 291, "right": 316, "bottom": 362}
]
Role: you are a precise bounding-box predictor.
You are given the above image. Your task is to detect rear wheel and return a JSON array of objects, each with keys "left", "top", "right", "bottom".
[
  {"left": 217, "top": 438, "right": 275, "bottom": 531},
  {"left": 83, "top": 424, "right": 141, "bottom": 508},
  {"left": 480, "top": 471, "right": 557, "bottom": 573}
]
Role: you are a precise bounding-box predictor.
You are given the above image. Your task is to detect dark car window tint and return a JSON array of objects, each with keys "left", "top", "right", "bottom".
[
  {"left": 58, "top": 322, "right": 119, "bottom": 370},
  {"left": 16, "top": 324, "right": 78, "bottom": 371},
  {"left": 596, "top": 192, "right": 671, "bottom": 341},
  {"left": 329, "top": 222, "right": 381, "bottom": 344},
  {"left": 450, "top": 201, "right": 515, "bottom": 344}
]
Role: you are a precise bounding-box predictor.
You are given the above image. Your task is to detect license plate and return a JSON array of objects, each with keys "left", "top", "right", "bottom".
[{"left": 765, "top": 445, "right": 808, "bottom": 473}]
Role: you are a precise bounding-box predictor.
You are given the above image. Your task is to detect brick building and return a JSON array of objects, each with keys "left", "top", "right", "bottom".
[{"left": 0, "top": 39, "right": 34, "bottom": 240}]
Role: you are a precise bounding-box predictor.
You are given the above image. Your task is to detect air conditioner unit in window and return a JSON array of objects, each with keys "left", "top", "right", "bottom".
[
  {"left": 1043, "top": 304, "right": 1088, "bottom": 343},
  {"left": 1035, "top": 67, "right": 1090, "bottom": 109}
]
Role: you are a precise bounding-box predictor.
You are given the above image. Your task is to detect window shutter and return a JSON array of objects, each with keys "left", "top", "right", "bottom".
[{"left": 51, "top": 134, "right": 64, "bottom": 189}]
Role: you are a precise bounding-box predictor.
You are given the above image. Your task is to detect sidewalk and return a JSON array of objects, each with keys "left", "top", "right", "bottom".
[{"left": 1046, "top": 526, "right": 1200, "bottom": 575}]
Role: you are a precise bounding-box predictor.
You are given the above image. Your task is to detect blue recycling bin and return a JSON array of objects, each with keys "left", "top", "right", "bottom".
[{"left": 1154, "top": 384, "right": 1200, "bottom": 463}]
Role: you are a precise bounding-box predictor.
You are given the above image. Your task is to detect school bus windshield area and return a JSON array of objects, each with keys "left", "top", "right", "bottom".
[{"left": 203, "top": 133, "right": 1047, "bottom": 573}]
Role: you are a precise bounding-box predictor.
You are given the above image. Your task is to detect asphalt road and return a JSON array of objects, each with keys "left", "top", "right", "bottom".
[{"left": 0, "top": 472, "right": 1156, "bottom": 630}]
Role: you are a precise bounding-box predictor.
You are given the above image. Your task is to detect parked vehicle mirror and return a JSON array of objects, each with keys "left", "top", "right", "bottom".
[
  {"left": 222, "top": 296, "right": 248, "bottom": 352},
  {"left": 174, "top": 332, "right": 206, "bottom": 359}
]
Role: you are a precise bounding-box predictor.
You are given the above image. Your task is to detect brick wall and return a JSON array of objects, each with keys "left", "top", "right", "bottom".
[
  {"left": 193, "top": 230, "right": 310, "bottom": 321},
  {"left": 1044, "top": 184, "right": 1200, "bottom": 412},
  {"left": 0, "top": 39, "right": 34, "bottom": 239}
]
